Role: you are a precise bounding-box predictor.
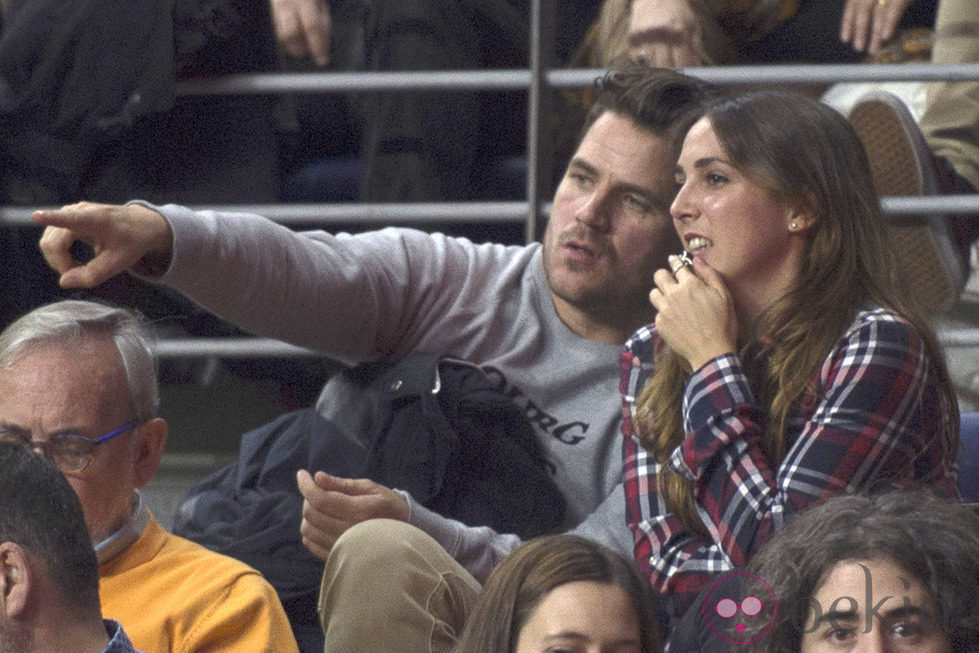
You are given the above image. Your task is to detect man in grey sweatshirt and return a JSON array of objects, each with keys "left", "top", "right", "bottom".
[{"left": 34, "top": 65, "right": 719, "bottom": 652}]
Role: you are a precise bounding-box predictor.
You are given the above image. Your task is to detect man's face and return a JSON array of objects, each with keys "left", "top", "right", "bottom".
[
  {"left": 0, "top": 340, "right": 142, "bottom": 543},
  {"left": 543, "top": 110, "right": 681, "bottom": 341},
  {"left": 802, "top": 558, "right": 951, "bottom": 653}
]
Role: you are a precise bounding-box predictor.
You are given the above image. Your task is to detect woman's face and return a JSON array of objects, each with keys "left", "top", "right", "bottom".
[
  {"left": 515, "top": 581, "right": 643, "bottom": 653},
  {"left": 671, "top": 117, "right": 808, "bottom": 300},
  {"left": 801, "top": 558, "right": 951, "bottom": 653}
]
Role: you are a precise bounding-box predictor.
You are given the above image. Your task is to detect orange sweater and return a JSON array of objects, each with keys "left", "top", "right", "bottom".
[{"left": 99, "top": 513, "right": 299, "bottom": 653}]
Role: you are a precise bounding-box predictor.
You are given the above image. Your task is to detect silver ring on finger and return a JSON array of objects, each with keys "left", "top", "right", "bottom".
[{"left": 671, "top": 251, "right": 694, "bottom": 274}]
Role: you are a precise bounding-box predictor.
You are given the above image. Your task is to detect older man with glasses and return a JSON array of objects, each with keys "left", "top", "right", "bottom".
[{"left": 0, "top": 299, "right": 298, "bottom": 653}]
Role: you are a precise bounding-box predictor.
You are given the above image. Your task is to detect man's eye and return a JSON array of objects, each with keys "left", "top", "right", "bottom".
[
  {"left": 0, "top": 429, "right": 28, "bottom": 444},
  {"left": 624, "top": 194, "right": 651, "bottom": 212},
  {"left": 706, "top": 173, "right": 728, "bottom": 185},
  {"left": 827, "top": 627, "right": 857, "bottom": 643},
  {"left": 51, "top": 435, "right": 90, "bottom": 454},
  {"left": 890, "top": 621, "right": 923, "bottom": 638}
]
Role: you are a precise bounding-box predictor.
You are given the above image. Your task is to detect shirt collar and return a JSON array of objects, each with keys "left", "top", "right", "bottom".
[{"left": 95, "top": 491, "right": 149, "bottom": 566}]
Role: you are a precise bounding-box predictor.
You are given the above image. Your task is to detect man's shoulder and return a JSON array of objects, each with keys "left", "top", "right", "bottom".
[
  {"left": 99, "top": 516, "right": 295, "bottom": 652},
  {"left": 108, "top": 517, "right": 271, "bottom": 590},
  {"left": 154, "top": 528, "right": 268, "bottom": 580}
]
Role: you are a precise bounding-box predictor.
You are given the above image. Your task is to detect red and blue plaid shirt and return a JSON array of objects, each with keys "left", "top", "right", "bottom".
[{"left": 621, "top": 306, "right": 958, "bottom": 622}]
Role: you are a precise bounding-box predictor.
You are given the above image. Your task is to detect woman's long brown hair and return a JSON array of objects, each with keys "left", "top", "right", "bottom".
[{"left": 636, "top": 91, "right": 959, "bottom": 537}]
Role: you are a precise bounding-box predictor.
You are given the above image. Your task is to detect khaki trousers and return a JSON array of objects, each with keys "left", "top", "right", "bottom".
[
  {"left": 318, "top": 519, "right": 482, "bottom": 653},
  {"left": 921, "top": 0, "right": 979, "bottom": 190}
]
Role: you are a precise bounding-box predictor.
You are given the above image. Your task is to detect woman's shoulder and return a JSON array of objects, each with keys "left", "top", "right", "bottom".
[
  {"left": 848, "top": 304, "right": 916, "bottom": 332},
  {"left": 837, "top": 305, "right": 924, "bottom": 354}
]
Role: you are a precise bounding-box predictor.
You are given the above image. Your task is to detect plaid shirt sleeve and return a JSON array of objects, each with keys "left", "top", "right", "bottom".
[{"left": 622, "top": 308, "right": 957, "bottom": 621}]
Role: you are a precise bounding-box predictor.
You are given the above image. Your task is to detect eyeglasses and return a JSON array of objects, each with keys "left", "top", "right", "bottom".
[{"left": 0, "top": 420, "right": 137, "bottom": 474}]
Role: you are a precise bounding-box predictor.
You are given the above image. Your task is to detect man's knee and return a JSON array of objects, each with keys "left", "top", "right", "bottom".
[
  {"left": 329, "top": 519, "right": 443, "bottom": 572},
  {"left": 320, "top": 519, "right": 481, "bottom": 650}
]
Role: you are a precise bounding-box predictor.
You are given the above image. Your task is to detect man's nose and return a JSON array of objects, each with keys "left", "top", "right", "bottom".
[
  {"left": 852, "top": 627, "right": 888, "bottom": 653},
  {"left": 575, "top": 190, "right": 611, "bottom": 231}
]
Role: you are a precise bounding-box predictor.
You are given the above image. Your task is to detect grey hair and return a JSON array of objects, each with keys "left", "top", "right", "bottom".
[{"left": 0, "top": 300, "right": 159, "bottom": 423}]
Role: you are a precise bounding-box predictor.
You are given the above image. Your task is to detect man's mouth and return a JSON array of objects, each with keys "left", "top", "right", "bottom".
[{"left": 563, "top": 237, "right": 599, "bottom": 259}]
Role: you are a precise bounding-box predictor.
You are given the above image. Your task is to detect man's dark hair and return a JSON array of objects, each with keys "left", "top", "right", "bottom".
[
  {"left": 580, "top": 63, "right": 724, "bottom": 151},
  {"left": 743, "top": 490, "right": 979, "bottom": 652},
  {"left": 0, "top": 442, "right": 101, "bottom": 611}
]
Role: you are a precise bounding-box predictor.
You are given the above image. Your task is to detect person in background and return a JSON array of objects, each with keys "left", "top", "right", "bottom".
[
  {"left": 452, "top": 533, "right": 662, "bottom": 653},
  {"left": 619, "top": 0, "right": 936, "bottom": 68},
  {"left": 741, "top": 491, "right": 979, "bottom": 652},
  {"left": 847, "top": 0, "right": 979, "bottom": 314},
  {"left": 267, "top": 0, "right": 599, "bottom": 203},
  {"left": 0, "top": 300, "right": 299, "bottom": 653}
]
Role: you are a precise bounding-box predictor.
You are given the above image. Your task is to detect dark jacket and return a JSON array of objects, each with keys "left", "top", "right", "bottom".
[{"left": 173, "top": 353, "right": 565, "bottom": 651}]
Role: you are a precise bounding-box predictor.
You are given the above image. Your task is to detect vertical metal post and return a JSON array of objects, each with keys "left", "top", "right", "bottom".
[{"left": 525, "top": 0, "right": 556, "bottom": 243}]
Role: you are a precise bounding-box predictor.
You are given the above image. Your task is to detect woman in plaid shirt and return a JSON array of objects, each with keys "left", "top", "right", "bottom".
[{"left": 621, "top": 89, "right": 960, "bottom": 626}]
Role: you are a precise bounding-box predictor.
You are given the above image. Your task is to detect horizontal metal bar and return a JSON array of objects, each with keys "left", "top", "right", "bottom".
[
  {"left": 551, "top": 63, "right": 979, "bottom": 88},
  {"left": 5, "top": 196, "right": 979, "bottom": 228},
  {"left": 176, "top": 70, "right": 534, "bottom": 95},
  {"left": 174, "top": 63, "right": 979, "bottom": 96},
  {"left": 153, "top": 338, "right": 320, "bottom": 358},
  {"left": 939, "top": 328, "right": 979, "bottom": 348},
  {"left": 0, "top": 202, "right": 535, "bottom": 226},
  {"left": 150, "top": 329, "right": 979, "bottom": 358},
  {"left": 190, "top": 201, "right": 534, "bottom": 224},
  {"left": 882, "top": 195, "right": 979, "bottom": 216}
]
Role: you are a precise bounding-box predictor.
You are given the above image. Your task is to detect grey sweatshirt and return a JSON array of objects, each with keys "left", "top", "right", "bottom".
[{"left": 146, "top": 203, "right": 634, "bottom": 580}]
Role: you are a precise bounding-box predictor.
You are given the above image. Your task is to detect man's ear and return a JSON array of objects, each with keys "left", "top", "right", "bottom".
[
  {"left": 0, "top": 541, "right": 31, "bottom": 618},
  {"left": 133, "top": 417, "right": 168, "bottom": 489}
]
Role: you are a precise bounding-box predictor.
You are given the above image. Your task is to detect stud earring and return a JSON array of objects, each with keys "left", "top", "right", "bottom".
[{"left": 790, "top": 221, "right": 798, "bottom": 230}]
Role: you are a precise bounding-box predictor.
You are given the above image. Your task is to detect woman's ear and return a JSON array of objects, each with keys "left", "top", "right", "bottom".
[
  {"left": 787, "top": 205, "right": 817, "bottom": 233},
  {"left": 0, "top": 541, "right": 31, "bottom": 618},
  {"left": 787, "top": 194, "right": 818, "bottom": 233}
]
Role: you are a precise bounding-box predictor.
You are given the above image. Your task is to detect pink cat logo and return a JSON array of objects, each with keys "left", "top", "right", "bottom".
[{"left": 703, "top": 572, "right": 778, "bottom": 645}]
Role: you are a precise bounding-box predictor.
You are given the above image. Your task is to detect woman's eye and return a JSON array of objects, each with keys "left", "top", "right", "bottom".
[{"left": 706, "top": 173, "right": 728, "bottom": 185}]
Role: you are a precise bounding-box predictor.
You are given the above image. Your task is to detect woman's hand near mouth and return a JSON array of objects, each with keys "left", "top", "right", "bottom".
[{"left": 650, "top": 255, "right": 738, "bottom": 371}]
